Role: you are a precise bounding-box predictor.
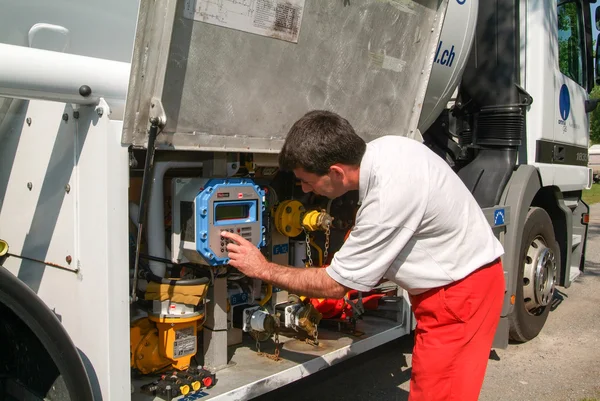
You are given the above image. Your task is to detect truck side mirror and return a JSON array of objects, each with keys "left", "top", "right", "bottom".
[{"left": 596, "top": 5, "right": 600, "bottom": 31}]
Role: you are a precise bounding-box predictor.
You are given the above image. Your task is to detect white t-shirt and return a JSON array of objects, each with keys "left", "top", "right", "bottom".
[{"left": 326, "top": 136, "right": 504, "bottom": 295}]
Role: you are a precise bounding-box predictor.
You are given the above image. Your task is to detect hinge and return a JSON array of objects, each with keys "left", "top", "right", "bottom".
[
  {"left": 149, "top": 98, "right": 167, "bottom": 127},
  {"left": 516, "top": 84, "right": 533, "bottom": 107}
]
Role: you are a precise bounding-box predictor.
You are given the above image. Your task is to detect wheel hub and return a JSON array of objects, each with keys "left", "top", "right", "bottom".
[{"left": 523, "top": 237, "right": 556, "bottom": 313}]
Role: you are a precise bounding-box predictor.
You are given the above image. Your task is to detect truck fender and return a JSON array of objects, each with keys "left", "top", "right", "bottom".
[{"left": 499, "top": 165, "right": 542, "bottom": 318}]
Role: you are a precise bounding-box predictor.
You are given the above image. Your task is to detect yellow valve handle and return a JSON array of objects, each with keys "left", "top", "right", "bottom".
[
  {"left": 274, "top": 201, "right": 334, "bottom": 237},
  {"left": 302, "top": 211, "right": 322, "bottom": 231},
  {"left": 302, "top": 210, "right": 333, "bottom": 232},
  {"left": 191, "top": 381, "right": 201, "bottom": 391},
  {"left": 180, "top": 385, "right": 190, "bottom": 396}
]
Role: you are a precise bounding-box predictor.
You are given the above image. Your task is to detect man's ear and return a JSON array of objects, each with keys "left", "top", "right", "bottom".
[{"left": 329, "top": 164, "right": 345, "bottom": 179}]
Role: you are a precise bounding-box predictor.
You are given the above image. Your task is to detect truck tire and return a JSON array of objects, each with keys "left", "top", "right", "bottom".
[
  {"left": 0, "top": 266, "right": 94, "bottom": 401},
  {"left": 509, "top": 207, "right": 559, "bottom": 342},
  {"left": 0, "top": 303, "right": 69, "bottom": 400}
]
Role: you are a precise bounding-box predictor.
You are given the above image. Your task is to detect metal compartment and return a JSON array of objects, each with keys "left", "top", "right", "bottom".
[
  {"left": 122, "top": 0, "right": 449, "bottom": 152},
  {"left": 131, "top": 312, "right": 412, "bottom": 400}
]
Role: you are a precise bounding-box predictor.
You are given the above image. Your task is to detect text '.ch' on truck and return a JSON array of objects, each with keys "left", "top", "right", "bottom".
[{"left": 0, "top": 0, "right": 599, "bottom": 399}]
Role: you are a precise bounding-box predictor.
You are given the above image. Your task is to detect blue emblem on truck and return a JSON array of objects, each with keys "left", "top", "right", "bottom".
[
  {"left": 493, "top": 209, "right": 505, "bottom": 226},
  {"left": 559, "top": 84, "right": 570, "bottom": 121}
]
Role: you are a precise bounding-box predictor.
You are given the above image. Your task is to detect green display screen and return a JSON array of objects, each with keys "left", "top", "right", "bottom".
[{"left": 215, "top": 204, "right": 250, "bottom": 221}]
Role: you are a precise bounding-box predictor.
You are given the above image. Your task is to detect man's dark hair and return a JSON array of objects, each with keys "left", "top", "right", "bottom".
[{"left": 279, "top": 110, "right": 367, "bottom": 175}]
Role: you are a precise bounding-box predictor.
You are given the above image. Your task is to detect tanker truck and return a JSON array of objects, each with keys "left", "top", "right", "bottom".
[{"left": 0, "top": 0, "right": 597, "bottom": 399}]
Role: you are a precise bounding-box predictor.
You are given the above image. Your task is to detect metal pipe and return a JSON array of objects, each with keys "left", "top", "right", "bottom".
[
  {"left": 147, "top": 161, "right": 204, "bottom": 278},
  {"left": 4, "top": 253, "right": 78, "bottom": 274},
  {"left": 258, "top": 284, "right": 273, "bottom": 306},
  {"left": 0, "top": 43, "right": 129, "bottom": 109}
]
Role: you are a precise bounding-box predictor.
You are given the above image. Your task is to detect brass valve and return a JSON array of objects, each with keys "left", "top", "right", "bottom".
[{"left": 296, "top": 302, "right": 323, "bottom": 338}]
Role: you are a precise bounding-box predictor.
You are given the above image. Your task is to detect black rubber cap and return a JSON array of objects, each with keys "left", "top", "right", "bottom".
[{"left": 78, "top": 85, "right": 92, "bottom": 97}]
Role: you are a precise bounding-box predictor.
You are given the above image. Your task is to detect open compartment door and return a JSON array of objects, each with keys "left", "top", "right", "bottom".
[{"left": 122, "top": 0, "right": 449, "bottom": 152}]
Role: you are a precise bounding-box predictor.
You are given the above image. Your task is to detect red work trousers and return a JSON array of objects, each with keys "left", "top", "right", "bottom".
[{"left": 408, "top": 259, "right": 505, "bottom": 401}]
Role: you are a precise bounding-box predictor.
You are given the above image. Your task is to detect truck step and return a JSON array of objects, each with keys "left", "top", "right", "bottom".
[
  {"left": 570, "top": 269, "right": 581, "bottom": 283},
  {"left": 563, "top": 199, "right": 579, "bottom": 210}
]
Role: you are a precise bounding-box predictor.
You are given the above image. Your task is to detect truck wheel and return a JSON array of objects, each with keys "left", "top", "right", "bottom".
[
  {"left": 0, "top": 267, "right": 94, "bottom": 401},
  {"left": 509, "top": 207, "right": 559, "bottom": 342},
  {"left": 0, "top": 302, "right": 70, "bottom": 400}
]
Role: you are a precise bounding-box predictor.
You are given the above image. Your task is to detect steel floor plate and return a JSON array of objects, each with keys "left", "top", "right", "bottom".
[{"left": 132, "top": 315, "right": 411, "bottom": 401}]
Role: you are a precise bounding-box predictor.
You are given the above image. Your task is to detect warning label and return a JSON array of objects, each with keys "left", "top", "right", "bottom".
[
  {"left": 183, "top": 0, "right": 305, "bottom": 43},
  {"left": 173, "top": 327, "right": 196, "bottom": 357},
  {"left": 253, "top": 1, "right": 301, "bottom": 37}
]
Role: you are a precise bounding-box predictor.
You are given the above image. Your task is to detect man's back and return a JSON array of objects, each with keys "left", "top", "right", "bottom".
[{"left": 327, "top": 135, "right": 504, "bottom": 294}]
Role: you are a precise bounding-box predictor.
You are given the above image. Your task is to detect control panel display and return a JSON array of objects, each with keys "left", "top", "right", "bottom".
[
  {"left": 215, "top": 203, "right": 252, "bottom": 222},
  {"left": 172, "top": 177, "right": 266, "bottom": 266}
]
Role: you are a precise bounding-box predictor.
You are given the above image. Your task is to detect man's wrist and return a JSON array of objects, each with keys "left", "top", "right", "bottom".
[{"left": 257, "top": 260, "right": 274, "bottom": 282}]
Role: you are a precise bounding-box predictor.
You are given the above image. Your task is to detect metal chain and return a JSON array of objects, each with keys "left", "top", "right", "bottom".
[
  {"left": 323, "top": 222, "right": 331, "bottom": 262},
  {"left": 256, "top": 330, "right": 281, "bottom": 361},
  {"left": 303, "top": 227, "right": 313, "bottom": 267},
  {"left": 272, "top": 331, "right": 281, "bottom": 361}
]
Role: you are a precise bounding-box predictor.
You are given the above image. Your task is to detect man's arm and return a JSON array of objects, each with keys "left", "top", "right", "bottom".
[
  {"left": 260, "top": 262, "right": 348, "bottom": 299},
  {"left": 221, "top": 231, "right": 349, "bottom": 299}
]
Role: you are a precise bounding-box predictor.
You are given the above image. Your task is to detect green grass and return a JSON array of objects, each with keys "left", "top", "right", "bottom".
[
  {"left": 583, "top": 184, "right": 600, "bottom": 205},
  {"left": 578, "top": 387, "right": 600, "bottom": 401}
]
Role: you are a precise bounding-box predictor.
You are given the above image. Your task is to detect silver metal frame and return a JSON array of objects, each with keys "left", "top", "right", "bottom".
[{"left": 122, "top": 0, "right": 450, "bottom": 152}]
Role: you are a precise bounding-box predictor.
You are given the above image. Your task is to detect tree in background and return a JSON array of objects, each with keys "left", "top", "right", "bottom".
[
  {"left": 558, "top": 3, "right": 582, "bottom": 83},
  {"left": 589, "top": 31, "right": 599, "bottom": 145},
  {"left": 558, "top": 4, "right": 600, "bottom": 145},
  {"left": 591, "top": 31, "right": 600, "bottom": 145},
  {"left": 590, "top": 85, "right": 600, "bottom": 145}
]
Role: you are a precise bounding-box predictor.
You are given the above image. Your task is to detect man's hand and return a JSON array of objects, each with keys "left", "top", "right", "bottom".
[
  {"left": 221, "top": 231, "right": 349, "bottom": 299},
  {"left": 221, "top": 231, "right": 268, "bottom": 279}
]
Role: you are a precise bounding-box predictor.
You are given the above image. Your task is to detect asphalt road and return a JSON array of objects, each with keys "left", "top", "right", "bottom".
[{"left": 255, "top": 204, "right": 600, "bottom": 401}]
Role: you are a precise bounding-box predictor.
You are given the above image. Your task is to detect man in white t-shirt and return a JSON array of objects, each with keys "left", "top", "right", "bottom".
[{"left": 221, "top": 110, "right": 505, "bottom": 401}]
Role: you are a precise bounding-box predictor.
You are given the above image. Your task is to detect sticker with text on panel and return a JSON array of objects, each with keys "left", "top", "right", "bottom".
[
  {"left": 174, "top": 326, "right": 197, "bottom": 357},
  {"left": 184, "top": 0, "right": 306, "bottom": 43}
]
